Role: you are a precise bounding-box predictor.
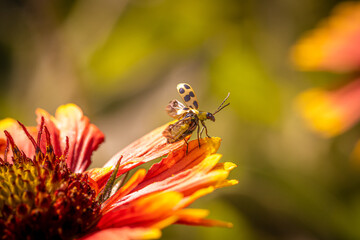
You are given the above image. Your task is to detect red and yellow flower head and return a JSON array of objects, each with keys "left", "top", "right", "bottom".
[{"left": 0, "top": 104, "right": 237, "bottom": 240}]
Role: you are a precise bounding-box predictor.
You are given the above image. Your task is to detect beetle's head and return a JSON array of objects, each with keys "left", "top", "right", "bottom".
[{"left": 206, "top": 112, "right": 215, "bottom": 122}]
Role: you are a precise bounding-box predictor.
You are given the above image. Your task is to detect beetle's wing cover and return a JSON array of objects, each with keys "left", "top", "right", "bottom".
[{"left": 177, "top": 83, "right": 199, "bottom": 109}]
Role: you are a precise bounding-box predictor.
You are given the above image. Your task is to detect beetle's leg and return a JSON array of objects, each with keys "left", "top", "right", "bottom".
[
  {"left": 201, "top": 121, "right": 211, "bottom": 138},
  {"left": 200, "top": 126, "right": 205, "bottom": 138},
  {"left": 197, "top": 125, "right": 201, "bottom": 148},
  {"left": 184, "top": 138, "right": 189, "bottom": 154}
]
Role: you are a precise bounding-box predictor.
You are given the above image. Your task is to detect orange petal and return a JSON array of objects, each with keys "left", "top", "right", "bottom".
[
  {"left": 97, "top": 191, "right": 183, "bottom": 229},
  {"left": 102, "top": 169, "right": 147, "bottom": 214},
  {"left": 80, "top": 227, "right": 161, "bottom": 240},
  {"left": 291, "top": 2, "right": 360, "bottom": 72},
  {"left": 144, "top": 137, "right": 221, "bottom": 181},
  {"left": 177, "top": 187, "right": 215, "bottom": 209},
  {"left": 112, "top": 139, "right": 222, "bottom": 207},
  {"left": 174, "top": 198, "right": 233, "bottom": 228},
  {"left": 176, "top": 210, "right": 233, "bottom": 228},
  {"left": 103, "top": 122, "right": 186, "bottom": 175}
]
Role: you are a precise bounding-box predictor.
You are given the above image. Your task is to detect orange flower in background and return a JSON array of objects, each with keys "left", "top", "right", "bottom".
[
  {"left": 296, "top": 79, "right": 360, "bottom": 138},
  {"left": 291, "top": 1, "right": 360, "bottom": 72},
  {"left": 0, "top": 104, "right": 237, "bottom": 239},
  {"left": 291, "top": 1, "right": 360, "bottom": 161}
]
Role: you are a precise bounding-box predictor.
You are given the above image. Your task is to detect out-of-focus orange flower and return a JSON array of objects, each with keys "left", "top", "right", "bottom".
[
  {"left": 296, "top": 79, "right": 360, "bottom": 137},
  {"left": 292, "top": 1, "right": 360, "bottom": 162},
  {"left": 0, "top": 104, "right": 237, "bottom": 240},
  {"left": 291, "top": 1, "right": 360, "bottom": 72}
]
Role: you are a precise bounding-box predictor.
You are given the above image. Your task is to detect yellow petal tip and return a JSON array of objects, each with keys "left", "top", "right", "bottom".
[
  {"left": 223, "top": 162, "right": 237, "bottom": 171},
  {"left": 56, "top": 103, "right": 82, "bottom": 114},
  {"left": 0, "top": 118, "right": 17, "bottom": 130},
  {"left": 228, "top": 179, "right": 239, "bottom": 185},
  {"left": 142, "top": 228, "right": 162, "bottom": 239}
]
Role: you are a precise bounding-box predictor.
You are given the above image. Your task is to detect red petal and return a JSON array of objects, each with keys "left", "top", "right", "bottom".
[
  {"left": 36, "top": 104, "right": 105, "bottom": 172},
  {"left": 0, "top": 118, "right": 37, "bottom": 162}
]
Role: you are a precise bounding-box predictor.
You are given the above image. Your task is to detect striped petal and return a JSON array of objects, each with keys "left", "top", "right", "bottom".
[
  {"left": 36, "top": 104, "right": 105, "bottom": 173},
  {"left": 0, "top": 104, "right": 104, "bottom": 172},
  {"left": 104, "top": 122, "right": 186, "bottom": 175},
  {"left": 98, "top": 138, "right": 237, "bottom": 230}
]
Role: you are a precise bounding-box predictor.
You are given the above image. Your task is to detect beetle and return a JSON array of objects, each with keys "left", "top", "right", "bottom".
[{"left": 162, "top": 83, "right": 230, "bottom": 151}]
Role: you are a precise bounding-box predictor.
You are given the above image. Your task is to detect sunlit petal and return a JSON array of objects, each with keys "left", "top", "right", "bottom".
[
  {"left": 36, "top": 104, "right": 105, "bottom": 172},
  {"left": 104, "top": 122, "right": 186, "bottom": 175},
  {"left": 81, "top": 227, "right": 161, "bottom": 240},
  {"left": 97, "top": 191, "right": 183, "bottom": 229}
]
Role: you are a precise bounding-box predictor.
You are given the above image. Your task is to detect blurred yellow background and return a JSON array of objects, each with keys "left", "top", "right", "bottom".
[{"left": 1, "top": 0, "right": 360, "bottom": 239}]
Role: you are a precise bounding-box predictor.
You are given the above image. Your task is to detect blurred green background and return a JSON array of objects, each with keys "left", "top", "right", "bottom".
[{"left": 1, "top": 0, "right": 360, "bottom": 239}]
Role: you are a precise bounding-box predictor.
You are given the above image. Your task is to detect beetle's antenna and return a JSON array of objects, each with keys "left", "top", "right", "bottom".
[{"left": 213, "top": 92, "right": 230, "bottom": 115}]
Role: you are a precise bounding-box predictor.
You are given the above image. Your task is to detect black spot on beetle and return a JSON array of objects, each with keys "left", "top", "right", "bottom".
[
  {"left": 184, "top": 84, "right": 191, "bottom": 89},
  {"left": 184, "top": 95, "right": 191, "bottom": 102},
  {"left": 189, "top": 91, "right": 195, "bottom": 97},
  {"left": 184, "top": 107, "right": 189, "bottom": 110},
  {"left": 179, "top": 88, "right": 185, "bottom": 94},
  {"left": 193, "top": 101, "right": 198, "bottom": 109}
]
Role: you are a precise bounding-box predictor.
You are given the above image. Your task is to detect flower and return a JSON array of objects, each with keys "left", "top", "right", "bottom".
[
  {"left": 0, "top": 104, "right": 237, "bottom": 239},
  {"left": 291, "top": 2, "right": 360, "bottom": 161},
  {"left": 296, "top": 79, "right": 360, "bottom": 138},
  {"left": 291, "top": 1, "right": 360, "bottom": 72}
]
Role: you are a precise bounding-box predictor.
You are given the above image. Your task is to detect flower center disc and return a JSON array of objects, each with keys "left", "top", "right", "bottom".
[{"left": 0, "top": 143, "right": 100, "bottom": 239}]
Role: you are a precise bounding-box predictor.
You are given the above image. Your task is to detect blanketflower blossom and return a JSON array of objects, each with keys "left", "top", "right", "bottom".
[
  {"left": 0, "top": 104, "right": 237, "bottom": 239},
  {"left": 291, "top": 1, "right": 360, "bottom": 161}
]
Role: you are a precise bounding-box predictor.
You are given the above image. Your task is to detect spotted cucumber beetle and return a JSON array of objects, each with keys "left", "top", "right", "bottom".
[{"left": 162, "top": 83, "right": 230, "bottom": 151}]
